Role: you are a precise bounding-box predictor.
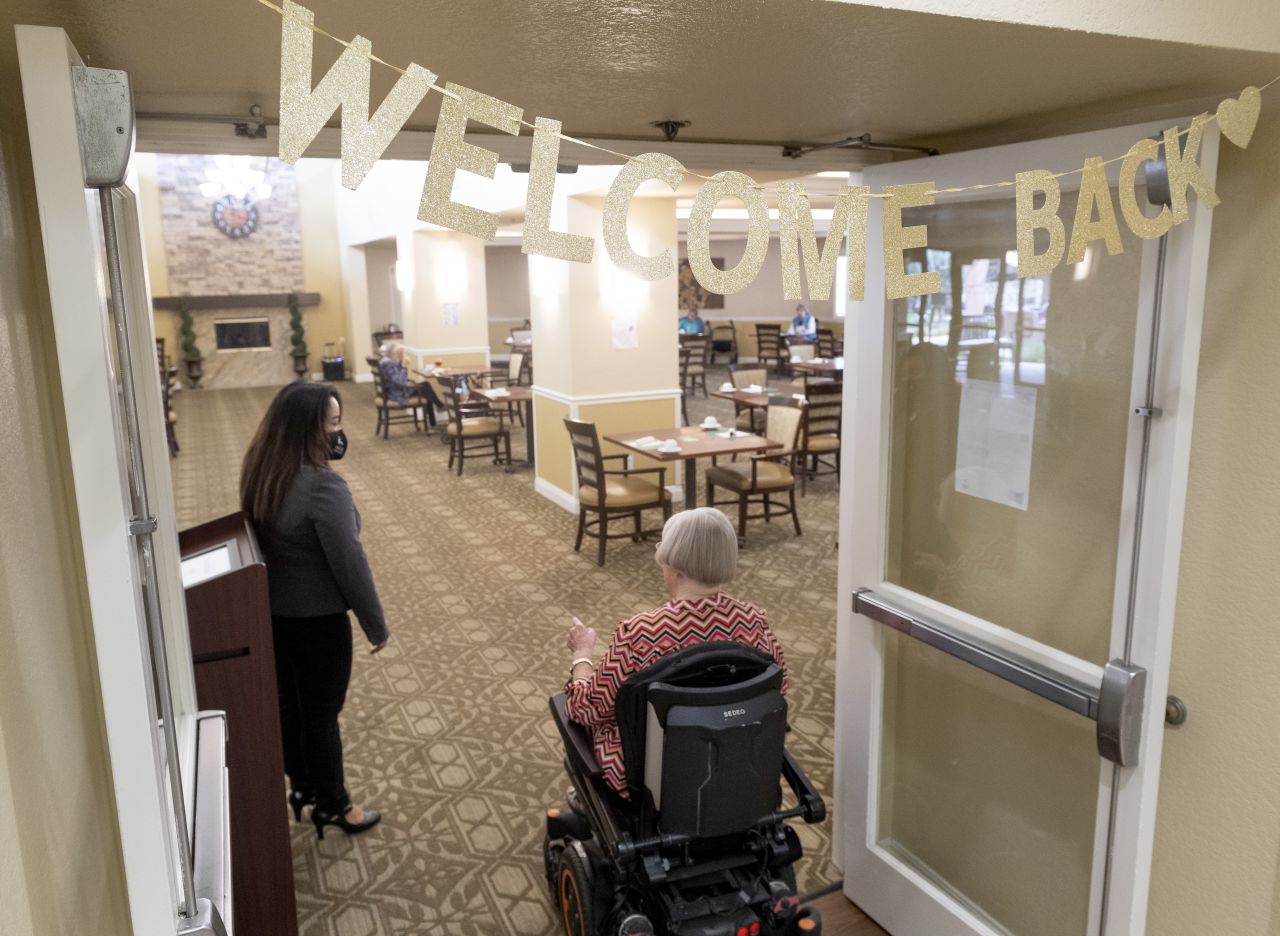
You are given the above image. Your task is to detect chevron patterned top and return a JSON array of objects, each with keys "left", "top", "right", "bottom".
[{"left": 565, "top": 592, "right": 789, "bottom": 796}]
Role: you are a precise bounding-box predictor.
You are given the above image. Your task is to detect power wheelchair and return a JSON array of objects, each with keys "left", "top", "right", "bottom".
[{"left": 545, "top": 642, "right": 827, "bottom": 936}]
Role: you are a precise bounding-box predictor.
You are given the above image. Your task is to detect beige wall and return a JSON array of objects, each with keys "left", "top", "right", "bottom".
[
  {"left": 565, "top": 195, "right": 679, "bottom": 397},
  {"left": 680, "top": 236, "right": 836, "bottom": 322},
  {"left": 363, "top": 240, "right": 397, "bottom": 339},
  {"left": 1147, "top": 116, "right": 1280, "bottom": 936},
  {"left": 485, "top": 243, "right": 531, "bottom": 324},
  {"left": 137, "top": 156, "right": 352, "bottom": 376},
  {"left": 296, "top": 159, "right": 352, "bottom": 369},
  {"left": 534, "top": 396, "right": 573, "bottom": 493},
  {"left": 0, "top": 29, "right": 132, "bottom": 936},
  {"left": 407, "top": 230, "right": 490, "bottom": 353}
]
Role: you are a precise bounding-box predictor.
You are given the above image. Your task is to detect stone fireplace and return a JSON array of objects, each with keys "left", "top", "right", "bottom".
[{"left": 155, "top": 293, "right": 319, "bottom": 389}]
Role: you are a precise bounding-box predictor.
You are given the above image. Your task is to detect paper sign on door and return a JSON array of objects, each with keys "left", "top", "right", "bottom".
[{"left": 955, "top": 378, "right": 1037, "bottom": 510}]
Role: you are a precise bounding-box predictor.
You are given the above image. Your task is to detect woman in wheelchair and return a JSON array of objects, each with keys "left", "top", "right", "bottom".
[
  {"left": 564, "top": 508, "right": 787, "bottom": 799},
  {"left": 548, "top": 508, "right": 825, "bottom": 936}
]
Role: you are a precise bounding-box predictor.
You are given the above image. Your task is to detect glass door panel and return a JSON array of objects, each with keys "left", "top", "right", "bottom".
[
  {"left": 840, "top": 117, "right": 1218, "bottom": 936},
  {"left": 880, "top": 629, "right": 1101, "bottom": 936},
  {"left": 885, "top": 191, "right": 1140, "bottom": 663}
]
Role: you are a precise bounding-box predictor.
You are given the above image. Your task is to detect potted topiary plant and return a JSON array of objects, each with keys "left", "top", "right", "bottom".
[
  {"left": 288, "top": 292, "right": 308, "bottom": 380},
  {"left": 178, "top": 301, "right": 203, "bottom": 389}
]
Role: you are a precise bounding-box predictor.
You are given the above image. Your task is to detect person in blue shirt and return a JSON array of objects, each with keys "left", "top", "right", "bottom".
[
  {"left": 378, "top": 342, "right": 443, "bottom": 426},
  {"left": 789, "top": 303, "right": 817, "bottom": 339},
  {"left": 678, "top": 308, "right": 706, "bottom": 335}
]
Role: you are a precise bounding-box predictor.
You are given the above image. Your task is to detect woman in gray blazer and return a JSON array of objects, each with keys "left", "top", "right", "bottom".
[{"left": 240, "top": 382, "right": 388, "bottom": 839}]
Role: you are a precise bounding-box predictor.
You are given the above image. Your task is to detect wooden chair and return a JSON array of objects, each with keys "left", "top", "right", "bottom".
[
  {"left": 706, "top": 401, "right": 803, "bottom": 539},
  {"left": 372, "top": 324, "right": 404, "bottom": 356},
  {"left": 816, "top": 328, "right": 837, "bottom": 359},
  {"left": 564, "top": 418, "right": 671, "bottom": 566},
  {"left": 709, "top": 321, "right": 738, "bottom": 365},
  {"left": 678, "top": 347, "right": 693, "bottom": 426},
  {"left": 729, "top": 362, "right": 768, "bottom": 431},
  {"left": 441, "top": 376, "right": 510, "bottom": 475},
  {"left": 488, "top": 350, "right": 527, "bottom": 426},
  {"left": 366, "top": 356, "right": 423, "bottom": 439},
  {"left": 799, "top": 380, "right": 842, "bottom": 495},
  {"left": 680, "top": 334, "right": 710, "bottom": 398},
  {"left": 786, "top": 338, "right": 816, "bottom": 362},
  {"left": 755, "top": 324, "right": 784, "bottom": 373}
]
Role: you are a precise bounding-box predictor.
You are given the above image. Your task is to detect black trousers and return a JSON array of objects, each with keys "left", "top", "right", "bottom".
[
  {"left": 272, "top": 612, "right": 353, "bottom": 814},
  {"left": 413, "top": 381, "right": 444, "bottom": 425}
]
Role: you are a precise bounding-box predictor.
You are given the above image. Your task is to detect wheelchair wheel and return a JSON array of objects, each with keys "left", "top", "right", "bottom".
[
  {"left": 543, "top": 834, "right": 564, "bottom": 897},
  {"left": 556, "top": 845, "right": 597, "bottom": 936}
]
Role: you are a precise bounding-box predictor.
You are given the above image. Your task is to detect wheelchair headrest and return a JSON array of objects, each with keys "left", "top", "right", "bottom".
[{"left": 614, "top": 642, "right": 787, "bottom": 834}]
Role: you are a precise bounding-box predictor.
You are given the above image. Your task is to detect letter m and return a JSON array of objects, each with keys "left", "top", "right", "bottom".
[{"left": 778, "top": 183, "right": 869, "bottom": 301}]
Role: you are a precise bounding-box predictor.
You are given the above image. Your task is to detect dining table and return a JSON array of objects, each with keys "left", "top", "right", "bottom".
[
  {"left": 603, "top": 425, "right": 782, "bottom": 511},
  {"left": 711, "top": 382, "right": 807, "bottom": 430},
  {"left": 474, "top": 384, "right": 534, "bottom": 471},
  {"left": 790, "top": 356, "right": 844, "bottom": 376},
  {"left": 414, "top": 365, "right": 505, "bottom": 382}
]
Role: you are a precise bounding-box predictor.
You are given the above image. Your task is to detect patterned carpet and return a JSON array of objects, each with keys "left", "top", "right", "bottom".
[{"left": 170, "top": 368, "right": 842, "bottom": 936}]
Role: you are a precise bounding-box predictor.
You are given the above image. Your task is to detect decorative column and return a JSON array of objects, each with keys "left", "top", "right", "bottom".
[
  {"left": 531, "top": 192, "right": 680, "bottom": 510},
  {"left": 400, "top": 229, "right": 492, "bottom": 370}
]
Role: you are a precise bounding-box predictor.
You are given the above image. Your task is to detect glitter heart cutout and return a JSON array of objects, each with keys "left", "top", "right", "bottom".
[{"left": 1217, "top": 86, "right": 1261, "bottom": 149}]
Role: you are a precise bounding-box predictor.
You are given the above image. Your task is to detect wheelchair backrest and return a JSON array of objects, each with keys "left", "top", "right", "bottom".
[{"left": 615, "top": 642, "right": 787, "bottom": 839}]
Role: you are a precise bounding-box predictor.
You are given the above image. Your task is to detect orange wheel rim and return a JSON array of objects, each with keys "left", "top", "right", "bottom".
[{"left": 559, "top": 867, "right": 585, "bottom": 936}]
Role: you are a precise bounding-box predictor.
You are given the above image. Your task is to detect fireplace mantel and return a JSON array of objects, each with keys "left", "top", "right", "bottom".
[{"left": 152, "top": 292, "right": 320, "bottom": 311}]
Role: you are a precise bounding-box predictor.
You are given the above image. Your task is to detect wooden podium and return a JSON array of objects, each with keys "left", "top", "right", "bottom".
[{"left": 180, "top": 512, "right": 297, "bottom": 936}]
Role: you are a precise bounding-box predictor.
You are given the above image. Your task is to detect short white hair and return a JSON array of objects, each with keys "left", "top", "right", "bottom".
[
  {"left": 384, "top": 340, "right": 404, "bottom": 356},
  {"left": 654, "top": 508, "right": 738, "bottom": 585}
]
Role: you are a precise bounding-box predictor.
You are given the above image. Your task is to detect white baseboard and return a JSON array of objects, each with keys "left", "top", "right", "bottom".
[
  {"left": 535, "top": 476, "right": 578, "bottom": 513},
  {"left": 353, "top": 373, "right": 374, "bottom": 384}
]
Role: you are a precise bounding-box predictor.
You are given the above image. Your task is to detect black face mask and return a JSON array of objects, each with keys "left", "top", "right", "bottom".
[{"left": 327, "top": 429, "right": 348, "bottom": 460}]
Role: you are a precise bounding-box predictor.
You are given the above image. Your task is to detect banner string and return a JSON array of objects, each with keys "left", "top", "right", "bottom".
[{"left": 249, "top": 0, "right": 1278, "bottom": 200}]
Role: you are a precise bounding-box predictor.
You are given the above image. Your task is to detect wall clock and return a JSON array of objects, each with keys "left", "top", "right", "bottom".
[{"left": 211, "top": 195, "right": 258, "bottom": 239}]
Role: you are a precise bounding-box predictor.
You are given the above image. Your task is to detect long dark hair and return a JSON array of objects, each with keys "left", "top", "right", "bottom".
[{"left": 240, "top": 383, "right": 341, "bottom": 533}]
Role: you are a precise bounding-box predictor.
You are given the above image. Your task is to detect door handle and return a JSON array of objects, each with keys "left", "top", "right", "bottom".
[{"left": 854, "top": 589, "right": 1147, "bottom": 767}]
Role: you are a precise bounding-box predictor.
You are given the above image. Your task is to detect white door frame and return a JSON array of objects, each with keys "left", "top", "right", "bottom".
[
  {"left": 18, "top": 25, "right": 198, "bottom": 935},
  {"left": 834, "top": 118, "right": 1218, "bottom": 935}
]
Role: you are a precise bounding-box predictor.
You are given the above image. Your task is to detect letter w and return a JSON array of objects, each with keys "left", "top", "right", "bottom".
[{"left": 279, "top": 0, "right": 435, "bottom": 190}]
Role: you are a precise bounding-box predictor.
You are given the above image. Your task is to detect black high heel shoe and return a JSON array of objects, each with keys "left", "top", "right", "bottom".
[
  {"left": 312, "top": 804, "right": 382, "bottom": 840},
  {"left": 289, "top": 790, "right": 316, "bottom": 823}
]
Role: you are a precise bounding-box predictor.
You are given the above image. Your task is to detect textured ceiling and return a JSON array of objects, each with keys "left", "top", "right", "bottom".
[{"left": 10, "top": 0, "right": 1280, "bottom": 155}]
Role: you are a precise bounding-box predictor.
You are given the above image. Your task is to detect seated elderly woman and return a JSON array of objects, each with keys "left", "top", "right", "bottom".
[
  {"left": 563, "top": 507, "right": 788, "bottom": 799},
  {"left": 378, "top": 341, "right": 444, "bottom": 425}
]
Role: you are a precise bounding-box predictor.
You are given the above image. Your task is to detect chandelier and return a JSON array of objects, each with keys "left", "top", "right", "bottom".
[{"left": 198, "top": 155, "right": 273, "bottom": 202}]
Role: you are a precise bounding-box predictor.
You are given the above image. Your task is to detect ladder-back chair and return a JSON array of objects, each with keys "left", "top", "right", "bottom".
[{"left": 564, "top": 418, "right": 671, "bottom": 566}]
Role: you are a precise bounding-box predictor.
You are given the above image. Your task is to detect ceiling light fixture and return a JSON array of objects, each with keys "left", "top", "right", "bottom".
[
  {"left": 235, "top": 104, "right": 269, "bottom": 140},
  {"left": 650, "top": 119, "right": 691, "bottom": 142},
  {"left": 198, "top": 154, "right": 273, "bottom": 202}
]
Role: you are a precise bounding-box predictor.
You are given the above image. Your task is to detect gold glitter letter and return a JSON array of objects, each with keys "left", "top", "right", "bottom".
[
  {"left": 522, "top": 117, "right": 593, "bottom": 264},
  {"left": 602, "top": 153, "right": 684, "bottom": 281},
  {"left": 1118, "top": 139, "right": 1173, "bottom": 240},
  {"left": 419, "top": 83, "right": 523, "bottom": 241},
  {"left": 1163, "top": 115, "right": 1221, "bottom": 224},
  {"left": 881, "top": 183, "right": 941, "bottom": 300},
  {"left": 279, "top": 0, "right": 434, "bottom": 190},
  {"left": 1015, "top": 170, "right": 1066, "bottom": 278},
  {"left": 688, "top": 171, "right": 769, "bottom": 295},
  {"left": 1067, "top": 157, "right": 1124, "bottom": 265},
  {"left": 778, "top": 184, "right": 869, "bottom": 301}
]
